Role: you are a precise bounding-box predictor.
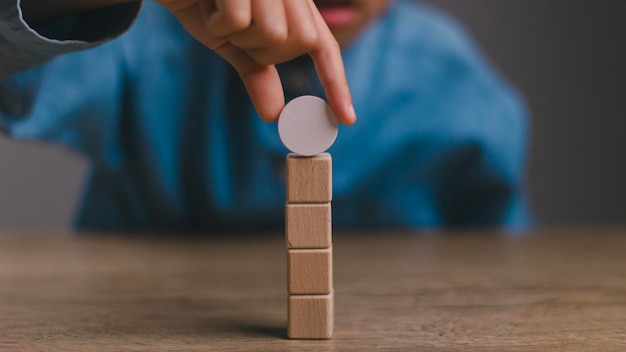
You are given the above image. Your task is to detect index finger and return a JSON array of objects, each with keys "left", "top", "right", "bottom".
[{"left": 307, "top": 0, "right": 357, "bottom": 126}]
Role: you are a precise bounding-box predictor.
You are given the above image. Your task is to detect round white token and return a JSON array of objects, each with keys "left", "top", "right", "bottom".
[{"left": 278, "top": 96, "right": 339, "bottom": 156}]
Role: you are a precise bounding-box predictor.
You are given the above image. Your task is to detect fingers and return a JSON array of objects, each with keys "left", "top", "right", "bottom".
[
  {"left": 239, "top": 65, "right": 286, "bottom": 123},
  {"left": 228, "top": 0, "right": 318, "bottom": 65},
  {"left": 162, "top": 0, "right": 285, "bottom": 121},
  {"left": 228, "top": 0, "right": 288, "bottom": 49},
  {"left": 283, "top": 0, "right": 319, "bottom": 50},
  {"left": 211, "top": 42, "right": 285, "bottom": 122},
  {"left": 205, "top": 0, "right": 252, "bottom": 37},
  {"left": 306, "top": 0, "right": 356, "bottom": 125},
  {"left": 210, "top": 0, "right": 355, "bottom": 125},
  {"left": 166, "top": 0, "right": 355, "bottom": 125}
]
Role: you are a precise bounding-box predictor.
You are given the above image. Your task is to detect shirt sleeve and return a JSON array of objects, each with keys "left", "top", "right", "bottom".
[{"left": 0, "top": 0, "right": 141, "bottom": 77}]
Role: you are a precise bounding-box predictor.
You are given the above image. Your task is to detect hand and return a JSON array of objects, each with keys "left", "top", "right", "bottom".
[{"left": 158, "top": 0, "right": 356, "bottom": 125}]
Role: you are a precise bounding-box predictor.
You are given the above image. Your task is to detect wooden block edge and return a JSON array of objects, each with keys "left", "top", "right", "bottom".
[
  {"left": 288, "top": 292, "right": 334, "bottom": 340},
  {"left": 287, "top": 247, "right": 333, "bottom": 295},
  {"left": 285, "top": 203, "right": 332, "bottom": 249}
]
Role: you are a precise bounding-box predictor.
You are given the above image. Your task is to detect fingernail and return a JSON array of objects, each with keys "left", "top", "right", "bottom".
[{"left": 348, "top": 104, "right": 357, "bottom": 124}]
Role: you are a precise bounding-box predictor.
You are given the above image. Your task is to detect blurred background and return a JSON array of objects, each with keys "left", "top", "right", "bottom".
[
  {"left": 423, "top": 0, "right": 626, "bottom": 225},
  {"left": 1, "top": 0, "right": 625, "bottom": 229}
]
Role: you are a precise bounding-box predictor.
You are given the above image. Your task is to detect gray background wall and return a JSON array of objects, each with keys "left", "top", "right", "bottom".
[
  {"left": 1, "top": 0, "right": 625, "bottom": 229},
  {"left": 0, "top": 137, "right": 87, "bottom": 229},
  {"left": 423, "top": 0, "right": 626, "bottom": 224}
]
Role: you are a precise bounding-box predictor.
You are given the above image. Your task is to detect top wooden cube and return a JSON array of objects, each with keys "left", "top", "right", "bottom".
[{"left": 286, "top": 153, "right": 332, "bottom": 203}]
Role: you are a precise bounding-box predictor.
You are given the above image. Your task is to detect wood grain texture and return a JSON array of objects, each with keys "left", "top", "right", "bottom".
[
  {"left": 286, "top": 153, "right": 332, "bottom": 203},
  {"left": 286, "top": 204, "right": 332, "bottom": 249},
  {"left": 288, "top": 293, "right": 334, "bottom": 339},
  {"left": 288, "top": 248, "right": 333, "bottom": 294},
  {"left": 1, "top": 229, "right": 626, "bottom": 351}
]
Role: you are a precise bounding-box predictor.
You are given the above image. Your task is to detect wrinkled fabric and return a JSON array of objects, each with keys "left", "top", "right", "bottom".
[{"left": 0, "top": 0, "right": 528, "bottom": 231}]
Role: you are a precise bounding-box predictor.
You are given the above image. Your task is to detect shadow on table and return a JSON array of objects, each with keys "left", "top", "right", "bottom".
[{"left": 235, "top": 324, "right": 288, "bottom": 339}]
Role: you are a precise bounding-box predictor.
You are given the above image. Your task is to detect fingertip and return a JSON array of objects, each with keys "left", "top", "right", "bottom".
[
  {"left": 258, "top": 107, "right": 282, "bottom": 123},
  {"left": 328, "top": 95, "right": 357, "bottom": 126},
  {"left": 239, "top": 65, "right": 285, "bottom": 123},
  {"left": 342, "top": 103, "right": 357, "bottom": 126},
  {"left": 254, "top": 95, "right": 283, "bottom": 123}
]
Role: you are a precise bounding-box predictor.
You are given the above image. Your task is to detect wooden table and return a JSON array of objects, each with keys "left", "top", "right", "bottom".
[{"left": 1, "top": 229, "right": 625, "bottom": 351}]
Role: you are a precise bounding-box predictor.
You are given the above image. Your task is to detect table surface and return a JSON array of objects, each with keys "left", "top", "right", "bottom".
[{"left": 1, "top": 229, "right": 625, "bottom": 351}]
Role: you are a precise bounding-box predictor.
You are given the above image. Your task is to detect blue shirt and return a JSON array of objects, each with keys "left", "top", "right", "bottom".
[{"left": 0, "top": 0, "right": 528, "bottom": 231}]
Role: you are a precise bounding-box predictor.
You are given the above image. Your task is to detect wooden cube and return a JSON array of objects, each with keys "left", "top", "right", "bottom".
[
  {"left": 286, "top": 153, "right": 332, "bottom": 203},
  {"left": 286, "top": 204, "right": 332, "bottom": 249},
  {"left": 288, "top": 248, "right": 332, "bottom": 294},
  {"left": 288, "top": 293, "right": 334, "bottom": 339}
]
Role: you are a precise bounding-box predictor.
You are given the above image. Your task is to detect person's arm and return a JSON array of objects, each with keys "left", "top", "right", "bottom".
[
  {"left": 20, "top": 0, "right": 136, "bottom": 27},
  {"left": 0, "top": 0, "right": 140, "bottom": 137},
  {"left": 0, "top": 0, "right": 141, "bottom": 78}
]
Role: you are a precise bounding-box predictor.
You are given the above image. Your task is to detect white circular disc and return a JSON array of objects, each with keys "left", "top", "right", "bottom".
[{"left": 278, "top": 96, "right": 339, "bottom": 156}]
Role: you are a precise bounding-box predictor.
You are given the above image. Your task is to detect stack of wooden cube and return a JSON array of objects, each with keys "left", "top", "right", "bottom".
[{"left": 285, "top": 152, "right": 333, "bottom": 339}]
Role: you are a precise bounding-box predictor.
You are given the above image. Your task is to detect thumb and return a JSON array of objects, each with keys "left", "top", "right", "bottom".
[{"left": 213, "top": 43, "right": 286, "bottom": 122}]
